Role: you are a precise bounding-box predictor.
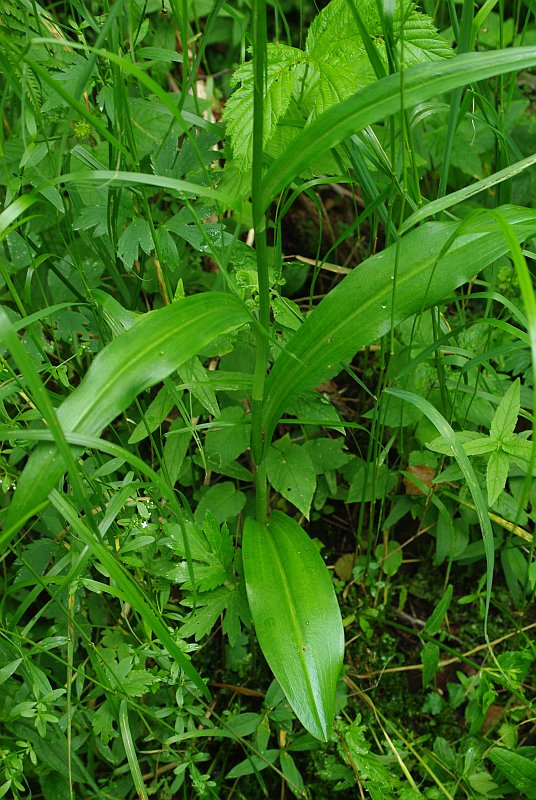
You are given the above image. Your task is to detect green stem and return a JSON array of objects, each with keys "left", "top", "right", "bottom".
[
  {"left": 255, "top": 461, "right": 268, "bottom": 524},
  {"left": 250, "top": 0, "right": 270, "bottom": 523}
]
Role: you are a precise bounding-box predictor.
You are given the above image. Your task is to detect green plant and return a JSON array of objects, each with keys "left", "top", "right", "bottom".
[{"left": 1, "top": 0, "right": 536, "bottom": 797}]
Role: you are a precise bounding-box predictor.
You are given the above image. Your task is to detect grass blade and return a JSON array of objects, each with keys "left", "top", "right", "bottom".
[{"left": 119, "top": 700, "right": 149, "bottom": 800}]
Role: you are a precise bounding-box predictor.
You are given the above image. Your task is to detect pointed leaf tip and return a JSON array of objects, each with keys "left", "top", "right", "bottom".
[{"left": 243, "top": 511, "right": 344, "bottom": 740}]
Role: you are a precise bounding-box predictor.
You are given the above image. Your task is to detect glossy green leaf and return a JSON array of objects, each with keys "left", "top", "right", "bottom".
[
  {"left": 262, "top": 206, "right": 536, "bottom": 448},
  {"left": 3, "top": 293, "right": 249, "bottom": 546},
  {"left": 242, "top": 511, "right": 344, "bottom": 741},
  {"left": 260, "top": 48, "right": 536, "bottom": 211},
  {"left": 424, "top": 584, "right": 453, "bottom": 636},
  {"left": 487, "top": 747, "right": 536, "bottom": 798}
]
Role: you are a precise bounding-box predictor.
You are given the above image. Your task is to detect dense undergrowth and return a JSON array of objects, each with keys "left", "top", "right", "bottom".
[{"left": 0, "top": 0, "right": 535, "bottom": 798}]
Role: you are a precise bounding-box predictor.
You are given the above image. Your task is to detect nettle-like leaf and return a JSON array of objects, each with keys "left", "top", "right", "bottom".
[
  {"left": 223, "top": 43, "right": 306, "bottom": 168},
  {"left": 224, "top": 0, "right": 451, "bottom": 173}
]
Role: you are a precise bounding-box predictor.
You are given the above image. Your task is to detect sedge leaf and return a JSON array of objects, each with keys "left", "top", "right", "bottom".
[{"left": 242, "top": 511, "right": 344, "bottom": 741}]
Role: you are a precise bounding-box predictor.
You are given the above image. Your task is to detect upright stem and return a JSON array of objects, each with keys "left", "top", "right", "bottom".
[{"left": 251, "top": 0, "right": 270, "bottom": 522}]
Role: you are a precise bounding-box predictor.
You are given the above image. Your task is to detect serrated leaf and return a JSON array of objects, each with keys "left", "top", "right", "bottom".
[
  {"left": 180, "top": 588, "right": 230, "bottom": 641},
  {"left": 92, "top": 701, "right": 115, "bottom": 745},
  {"left": 2, "top": 293, "right": 250, "bottom": 549},
  {"left": 486, "top": 448, "right": 510, "bottom": 506},
  {"left": 260, "top": 49, "right": 536, "bottom": 212},
  {"left": 262, "top": 207, "right": 536, "bottom": 449},
  {"left": 490, "top": 379, "right": 520, "bottom": 441},
  {"left": 266, "top": 435, "right": 316, "bottom": 518},
  {"left": 243, "top": 512, "right": 344, "bottom": 741},
  {"left": 304, "top": 0, "right": 451, "bottom": 119},
  {"left": 223, "top": 43, "right": 306, "bottom": 168}
]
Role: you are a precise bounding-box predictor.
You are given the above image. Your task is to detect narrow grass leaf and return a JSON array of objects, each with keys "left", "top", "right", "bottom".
[
  {"left": 119, "top": 700, "right": 149, "bottom": 800},
  {"left": 385, "top": 389, "right": 495, "bottom": 637},
  {"left": 4, "top": 293, "right": 249, "bottom": 546},
  {"left": 242, "top": 511, "right": 344, "bottom": 741},
  {"left": 260, "top": 48, "right": 536, "bottom": 211},
  {"left": 400, "top": 153, "right": 536, "bottom": 234},
  {"left": 262, "top": 206, "right": 536, "bottom": 448},
  {"left": 0, "top": 195, "right": 39, "bottom": 241}
]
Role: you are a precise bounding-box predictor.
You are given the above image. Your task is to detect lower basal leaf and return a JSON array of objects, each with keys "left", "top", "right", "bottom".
[{"left": 242, "top": 511, "right": 344, "bottom": 741}]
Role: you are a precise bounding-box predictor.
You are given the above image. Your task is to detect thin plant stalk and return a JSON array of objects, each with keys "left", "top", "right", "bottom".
[{"left": 251, "top": 0, "right": 270, "bottom": 522}]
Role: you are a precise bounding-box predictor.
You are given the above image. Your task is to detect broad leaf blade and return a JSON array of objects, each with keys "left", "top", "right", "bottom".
[
  {"left": 262, "top": 207, "right": 536, "bottom": 448},
  {"left": 242, "top": 511, "right": 344, "bottom": 741},
  {"left": 260, "top": 48, "right": 536, "bottom": 211},
  {"left": 486, "top": 449, "right": 510, "bottom": 506},
  {"left": 490, "top": 379, "right": 520, "bottom": 440},
  {"left": 487, "top": 747, "right": 536, "bottom": 798},
  {"left": 4, "top": 293, "right": 249, "bottom": 542}
]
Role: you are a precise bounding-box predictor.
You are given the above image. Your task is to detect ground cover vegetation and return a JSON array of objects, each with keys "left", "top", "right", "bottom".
[{"left": 0, "top": 0, "right": 535, "bottom": 797}]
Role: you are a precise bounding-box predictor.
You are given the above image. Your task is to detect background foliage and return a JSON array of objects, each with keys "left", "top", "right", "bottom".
[{"left": 0, "top": 0, "right": 535, "bottom": 798}]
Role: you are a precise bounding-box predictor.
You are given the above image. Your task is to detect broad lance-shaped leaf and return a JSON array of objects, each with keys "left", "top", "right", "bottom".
[
  {"left": 261, "top": 205, "right": 536, "bottom": 450},
  {"left": 242, "top": 511, "right": 344, "bottom": 741},
  {"left": 4, "top": 293, "right": 250, "bottom": 542}
]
